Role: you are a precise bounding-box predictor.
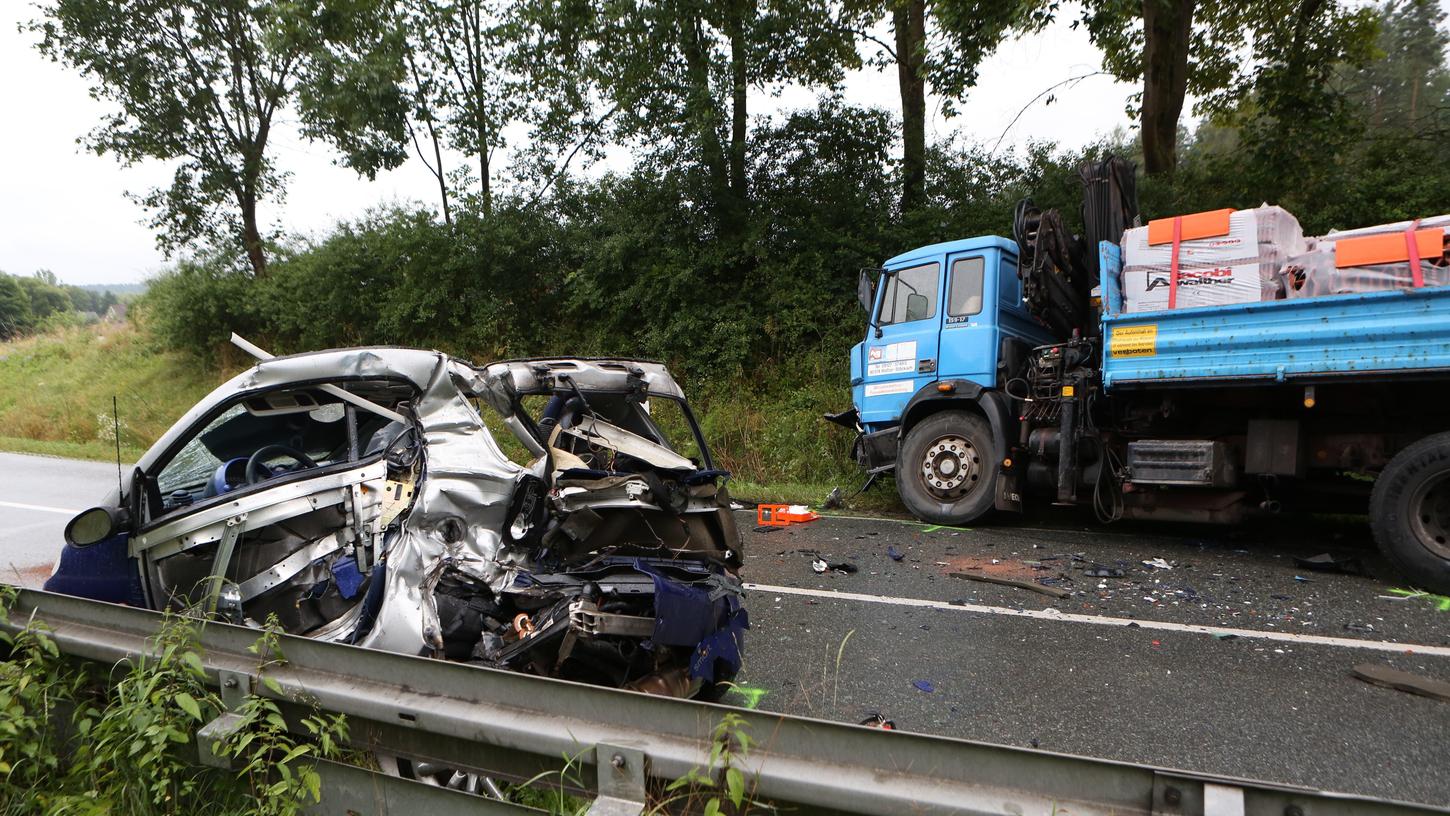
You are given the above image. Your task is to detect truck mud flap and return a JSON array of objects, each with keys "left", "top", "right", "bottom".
[{"left": 858, "top": 427, "right": 899, "bottom": 473}]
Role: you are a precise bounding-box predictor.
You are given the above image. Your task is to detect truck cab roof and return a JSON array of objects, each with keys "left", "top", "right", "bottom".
[{"left": 884, "top": 235, "right": 1018, "bottom": 268}]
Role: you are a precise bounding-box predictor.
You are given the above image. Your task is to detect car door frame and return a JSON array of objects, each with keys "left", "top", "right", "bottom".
[{"left": 127, "top": 377, "right": 418, "bottom": 611}]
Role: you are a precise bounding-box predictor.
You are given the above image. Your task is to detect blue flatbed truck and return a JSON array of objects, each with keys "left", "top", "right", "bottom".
[{"left": 829, "top": 235, "right": 1450, "bottom": 593}]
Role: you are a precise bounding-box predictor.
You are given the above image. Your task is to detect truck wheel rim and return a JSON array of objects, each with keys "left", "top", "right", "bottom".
[
  {"left": 921, "top": 435, "right": 979, "bottom": 499},
  {"left": 1409, "top": 471, "right": 1450, "bottom": 559}
]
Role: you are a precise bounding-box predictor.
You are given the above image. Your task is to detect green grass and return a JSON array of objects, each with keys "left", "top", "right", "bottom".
[
  {"left": 729, "top": 478, "right": 906, "bottom": 516},
  {"left": 0, "top": 319, "right": 230, "bottom": 455},
  {"left": 0, "top": 435, "right": 147, "bottom": 463}
]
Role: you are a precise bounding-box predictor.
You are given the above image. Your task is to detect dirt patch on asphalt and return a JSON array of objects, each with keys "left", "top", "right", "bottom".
[{"left": 937, "top": 555, "right": 1045, "bottom": 582}]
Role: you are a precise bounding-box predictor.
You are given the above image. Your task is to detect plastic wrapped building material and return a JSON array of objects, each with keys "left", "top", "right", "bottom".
[
  {"left": 1282, "top": 215, "right": 1450, "bottom": 299},
  {"left": 1120, "top": 205, "right": 1304, "bottom": 312}
]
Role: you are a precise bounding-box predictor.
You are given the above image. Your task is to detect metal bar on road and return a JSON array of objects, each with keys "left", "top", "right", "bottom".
[{"left": 3, "top": 587, "right": 1443, "bottom": 816}]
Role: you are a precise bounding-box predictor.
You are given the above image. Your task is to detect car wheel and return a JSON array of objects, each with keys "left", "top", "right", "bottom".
[
  {"left": 897, "top": 410, "right": 997, "bottom": 526},
  {"left": 1370, "top": 431, "right": 1450, "bottom": 595}
]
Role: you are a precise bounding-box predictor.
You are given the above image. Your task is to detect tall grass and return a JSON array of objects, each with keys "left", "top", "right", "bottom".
[{"left": 0, "top": 319, "right": 231, "bottom": 461}]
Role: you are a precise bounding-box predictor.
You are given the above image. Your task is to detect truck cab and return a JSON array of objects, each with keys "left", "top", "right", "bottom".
[{"left": 835, "top": 236, "right": 1054, "bottom": 521}]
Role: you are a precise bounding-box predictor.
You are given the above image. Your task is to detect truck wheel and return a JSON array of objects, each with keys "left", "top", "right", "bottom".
[
  {"left": 898, "top": 410, "right": 997, "bottom": 526},
  {"left": 1370, "top": 432, "right": 1450, "bottom": 595}
]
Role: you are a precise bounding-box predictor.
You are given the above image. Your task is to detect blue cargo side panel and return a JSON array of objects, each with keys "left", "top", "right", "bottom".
[{"left": 1101, "top": 287, "right": 1450, "bottom": 388}]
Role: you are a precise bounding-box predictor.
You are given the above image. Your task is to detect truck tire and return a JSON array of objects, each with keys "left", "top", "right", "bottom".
[
  {"left": 1370, "top": 431, "right": 1450, "bottom": 595},
  {"left": 898, "top": 410, "right": 997, "bottom": 526}
]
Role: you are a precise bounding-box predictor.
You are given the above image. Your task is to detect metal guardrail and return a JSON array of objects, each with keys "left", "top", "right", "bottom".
[{"left": 3, "top": 587, "right": 1443, "bottom": 816}]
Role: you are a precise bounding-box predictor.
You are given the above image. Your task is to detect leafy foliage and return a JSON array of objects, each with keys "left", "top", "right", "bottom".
[
  {"left": 30, "top": 0, "right": 410, "bottom": 276},
  {"left": 0, "top": 594, "right": 348, "bottom": 815}
]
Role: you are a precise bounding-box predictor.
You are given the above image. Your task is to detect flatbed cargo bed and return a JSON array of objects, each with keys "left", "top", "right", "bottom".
[{"left": 1098, "top": 242, "right": 1450, "bottom": 390}]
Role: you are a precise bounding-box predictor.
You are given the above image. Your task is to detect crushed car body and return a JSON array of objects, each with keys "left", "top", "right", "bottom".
[{"left": 45, "top": 341, "right": 746, "bottom": 696}]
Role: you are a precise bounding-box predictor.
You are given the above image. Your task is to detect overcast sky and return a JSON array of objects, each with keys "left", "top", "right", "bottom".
[{"left": 1, "top": 4, "right": 1148, "bottom": 286}]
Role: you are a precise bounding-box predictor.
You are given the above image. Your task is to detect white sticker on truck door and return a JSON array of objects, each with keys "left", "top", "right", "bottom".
[
  {"left": 864, "top": 380, "right": 915, "bottom": 397},
  {"left": 867, "top": 341, "right": 917, "bottom": 377}
]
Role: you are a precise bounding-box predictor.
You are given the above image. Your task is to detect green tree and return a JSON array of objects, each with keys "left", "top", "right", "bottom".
[
  {"left": 1341, "top": 0, "right": 1450, "bottom": 136},
  {"left": 397, "top": 0, "right": 525, "bottom": 220},
  {"left": 31, "top": 0, "right": 409, "bottom": 278},
  {"left": 16, "top": 276, "right": 73, "bottom": 321},
  {"left": 518, "top": 0, "right": 862, "bottom": 238},
  {"left": 847, "top": 0, "right": 1046, "bottom": 212},
  {"left": 0, "top": 274, "right": 33, "bottom": 339},
  {"left": 1080, "top": 0, "right": 1377, "bottom": 176}
]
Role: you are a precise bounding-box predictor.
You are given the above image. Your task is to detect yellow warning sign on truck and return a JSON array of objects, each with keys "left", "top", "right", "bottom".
[{"left": 1111, "top": 324, "right": 1157, "bottom": 357}]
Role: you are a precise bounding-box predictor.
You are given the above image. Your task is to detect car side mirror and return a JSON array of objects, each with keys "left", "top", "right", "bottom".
[{"left": 64, "top": 505, "right": 130, "bottom": 548}]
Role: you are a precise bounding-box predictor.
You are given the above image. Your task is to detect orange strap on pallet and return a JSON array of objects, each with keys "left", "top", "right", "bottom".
[
  {"left": 1407, "top": 217, "right": 1424, "bottom": 288},
  {"left": 1168, "top": 216, "right": 1183, "bottom": 309}
]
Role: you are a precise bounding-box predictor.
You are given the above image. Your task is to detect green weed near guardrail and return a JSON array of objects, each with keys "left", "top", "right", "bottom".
[{"left": 0, "top": 586, "right": 344, "bottom": 815}]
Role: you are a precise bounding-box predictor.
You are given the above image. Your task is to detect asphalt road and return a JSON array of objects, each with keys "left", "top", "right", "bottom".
[{"left": 3, "top": 451, "right": 1448, "bottom": 805}]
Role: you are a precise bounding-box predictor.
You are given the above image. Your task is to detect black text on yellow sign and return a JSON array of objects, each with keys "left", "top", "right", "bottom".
[{"left": 1111, "top": 324, "right": 1157, "bottom": 358}]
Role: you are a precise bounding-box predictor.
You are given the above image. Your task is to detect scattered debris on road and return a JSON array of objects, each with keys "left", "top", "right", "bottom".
[
  {"left": 860, "top": 712, "right": 896, "bottom": 729},
  {"left": 1294, "top": 553, "right": 1364, "bottom": 575},
  {"left": 812, "top": 558, "right": 858, "bottom": 575},
  {"left": 912, "top": 680, "right": 935, "bottom": 693},
  {"left": 1142, "top": 558, "right": 1173, "bottom": 570},
  {"left": 823, "top": 487, "right": 845, "bottom": 509},
  {"left": 758, "top": 504, "right": 820, "bottom": 526},
  {"left": 1351, "top": 664, "right": 1450, "bottom": 703},
  {"left": 887, "top": 545, "right": 904, "bottom": 562},
  {"left": 1387, "top": 588, "right": 1450, "bottom": 611},
  {"left": 950, "top": 570, "right": 1072, "bottom": 599}
]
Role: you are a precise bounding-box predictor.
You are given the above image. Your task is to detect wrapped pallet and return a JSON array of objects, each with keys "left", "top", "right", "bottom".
[
  {"left": 1282, "top": 215, "right": 1450, "bottom": 299},
  {"left": 1120, "top": 205, "right": 1304, "bottom": 312}
]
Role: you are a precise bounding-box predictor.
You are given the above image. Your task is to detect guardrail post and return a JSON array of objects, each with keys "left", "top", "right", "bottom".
[
  {"left": 197, "top": 712, "right": 246, "bottom": 770},
  {"left": 588, "top": 742, "right": 647, "bottom": 816},
  {"left": 196, "top": 669, "right": 253, "bottom": 769},
  {"left": 1203, "top": 783, "right": 1246, "bottom": 816}
]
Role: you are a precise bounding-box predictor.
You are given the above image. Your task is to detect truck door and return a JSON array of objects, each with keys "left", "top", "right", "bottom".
[
  {"left": 860, "top": 260, "right": 943, "bottom": 425},
  {"left": 936, "top": 253, "right": 997, "bottom": 386}
]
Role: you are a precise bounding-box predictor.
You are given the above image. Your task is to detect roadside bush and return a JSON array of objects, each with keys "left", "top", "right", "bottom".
[{"left": 0, "top": 588, "right": 347, "bottom": 815}]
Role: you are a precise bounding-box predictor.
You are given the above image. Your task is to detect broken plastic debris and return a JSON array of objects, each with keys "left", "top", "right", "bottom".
[
  {"left": 912, "top": 680, "right": 935, "bottom": 693},
  {"left": 1142, "top": 558, "right": 1173, "bottom": 570},
  {"left": 823, "top": 487, "right": 845, "bottom": 510},
  {"left": 860, "top": 712, "right": 896, "bottom": 729},
  {"left": 1293, "top": 552, "right": 1363, "bottom": 575},
  {"left": 887, "top": 545, "right": 904, "bottom": 562},
  {"left": 812, "top": 558, "right": 857, "bottom": 575},
  {"left": 1084, "top": 564, "right": 1124, "bottom": 578},
  {"left": 758, "top": 504, "right": 820, "bottom": 526}
]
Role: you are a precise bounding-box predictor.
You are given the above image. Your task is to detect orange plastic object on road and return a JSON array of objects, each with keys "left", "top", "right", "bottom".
[{"left": 757, "top": 504, "right": 821, "bottom": 526}]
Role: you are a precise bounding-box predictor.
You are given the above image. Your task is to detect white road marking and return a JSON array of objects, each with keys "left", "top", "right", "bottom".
[
  {"left": 0, "top": 500, "right": 79, "bottom": 516},
  {"left": 746, "top": 582, "right": 1450, "bottom": 658}
]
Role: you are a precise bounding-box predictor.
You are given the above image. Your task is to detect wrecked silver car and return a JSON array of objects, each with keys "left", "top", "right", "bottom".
[{"left": 45, "top": 341, "right": 747, "bottom": 697}]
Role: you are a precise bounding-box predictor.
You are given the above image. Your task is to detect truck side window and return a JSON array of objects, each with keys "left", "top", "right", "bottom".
[
  {"left": 998, "top": 258, "right": 1020, "bottom": 309},
  {"left": 877, "top": 262, "right": 939, "bottom": 326},
  {"left": 948, "top": 257, "right": 985, "bottom": 317}
]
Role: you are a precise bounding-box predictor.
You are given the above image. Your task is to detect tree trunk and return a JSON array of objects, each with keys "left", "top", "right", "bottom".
[
  {"left": 240, "top": 195, "right": 267, "bottom": 278},
  {"left": 726, "top": 0, "right": 749, "bottom": 206},
  {"left": 1140, "top": 0, "right": 1195, "bottom": 177},
  {"left": 680, "top": 14, "right": 734, "bottom": 235},
  {"left": 479, "top": 146, "right": 491, "bottom": 215},
  {"left": 894, "top": 0, "right": 927, "bottom": 212}
]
